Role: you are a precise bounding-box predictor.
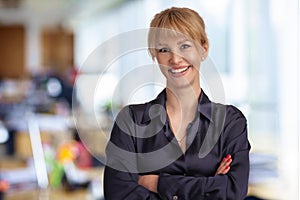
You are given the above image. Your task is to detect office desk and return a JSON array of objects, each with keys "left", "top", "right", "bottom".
[
  {"left": 4, "top": 188, "right": 89, "bottom": 200},
  {"left": 3, "top": 167, "right": 104, "bottom": 200}
]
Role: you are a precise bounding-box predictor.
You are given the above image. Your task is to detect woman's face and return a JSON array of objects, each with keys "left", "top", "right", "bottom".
[{"left": 155, "top": 35, "right": 207, "bottom": 90}]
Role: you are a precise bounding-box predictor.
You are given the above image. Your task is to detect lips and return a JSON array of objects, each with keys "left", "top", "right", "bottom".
[{"left": 169, "top": 66, "right": 191, "bottom": 75}]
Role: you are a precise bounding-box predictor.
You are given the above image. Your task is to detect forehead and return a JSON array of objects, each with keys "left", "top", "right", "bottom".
[{"left": 156, "top": 35, "right": 191, "bottom": 46}]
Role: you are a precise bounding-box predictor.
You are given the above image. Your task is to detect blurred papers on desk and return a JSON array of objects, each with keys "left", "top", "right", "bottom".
[
  {"left": 0, "top": 160, "right": 38, "bottom": 193},
  {"left": 6, "top": 113, "right": 72, "bottom": 132}
]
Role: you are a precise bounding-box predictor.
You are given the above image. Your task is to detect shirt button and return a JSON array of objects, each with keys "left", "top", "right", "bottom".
[{"left": 173, "top": 195, "right": 178, "bottom": 200}]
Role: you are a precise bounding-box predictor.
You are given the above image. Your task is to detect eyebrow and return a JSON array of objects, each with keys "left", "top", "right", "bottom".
[
  {"left": 177, "top": 39, "right": 190, "bottom": 45},
  {"left": 156, "top": 39, "right": 191, "bottom": 47},
  {"left": 156, "top": 42, "right": 168, "bottom": 47}
]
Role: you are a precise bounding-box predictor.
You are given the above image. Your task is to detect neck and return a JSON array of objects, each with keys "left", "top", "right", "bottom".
[{"left": 166, "top": 85, "right": 201, "bottom": 112}]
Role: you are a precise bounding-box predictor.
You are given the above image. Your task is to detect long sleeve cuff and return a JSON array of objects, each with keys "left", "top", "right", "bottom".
[{"left": 157, "top": 173, "right": 228, "bottom": 200}]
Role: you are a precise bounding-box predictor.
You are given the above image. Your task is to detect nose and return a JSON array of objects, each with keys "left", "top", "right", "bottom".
[{"left": 169, "top": 51, "right": 183, "bottom": 64}]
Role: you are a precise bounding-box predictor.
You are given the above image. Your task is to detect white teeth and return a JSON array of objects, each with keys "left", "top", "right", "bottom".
[{"left": 170, "top": 66, "right": 189, "bottom": 74}]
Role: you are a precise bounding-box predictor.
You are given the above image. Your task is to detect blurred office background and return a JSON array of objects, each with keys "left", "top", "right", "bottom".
[{"left": 0, "top": 0, "right": 299, "bottom": 199}]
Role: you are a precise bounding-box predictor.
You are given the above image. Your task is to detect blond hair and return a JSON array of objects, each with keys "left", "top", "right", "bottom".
[{"left": 148, "top": 7, "right": 209, "bottom": 60}]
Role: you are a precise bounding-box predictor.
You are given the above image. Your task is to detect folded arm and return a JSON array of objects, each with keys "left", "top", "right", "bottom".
[
  {"left": 138, "top": 154, "right": 234, "bottom": 199},
  {"left": 139, "top": 107, "right": 250, "bottom": 200},
  {"left": 104, "top": 106, "right": 161, "bottom": 200}
]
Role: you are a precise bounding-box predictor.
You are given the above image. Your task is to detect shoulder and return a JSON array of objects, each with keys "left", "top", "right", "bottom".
[
  {"left": 128, "top": 102, "right": 150, "bottom": 115},
  {"left": 209, "top": 103, "right": 247, "bottom": 132},
  {"left": 212, "top": 103, "right": 247, "bottom": 132},
  {"left": 128, "top": 98, "right": 154, "bottom": 115},
  {"left": 122, "top": 89, "right": 166, "bottom": 123},
  {"left": 208, "top": 102, "right": 247, "bottom": 126},
  {"left": 116, "top": 98, "right": 159, "bottom": 125},
  {"left": 225, "top": 104, "right": 247, "bottom": 122}
]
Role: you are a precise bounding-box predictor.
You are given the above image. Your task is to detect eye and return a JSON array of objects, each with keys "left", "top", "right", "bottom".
[
  {"left": 181, "top": 44, "right": 191, "bottom": 49},
  {"left": 158, "top": 47, "right": 170, "bottom": 53}
]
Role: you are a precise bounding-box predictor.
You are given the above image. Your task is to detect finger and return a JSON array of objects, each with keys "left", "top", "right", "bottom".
[
  {"left": 216, "top": 156, "right": 232, "bottom": 175},
  {"left": 216, "top": 158, "right": 227, "bottom": 170},
  {"left": 138, "top": 176, "right": 145, "bottom": 185},
  {"left": 222, "top": 166, "right": 230, "bottom": 174},
  {"left": 217, "top": 165, "right": 230, "bottom": 175},
  {"left": 219, "top": 157, "right": 231, "bottom": 169},
  {"left": 217, "top": 166, "right": 228, "bottom": 174},
  {"left": 223, "top": 155, "right": 232, "bottom": 164},
  {"left": 226, "top": 158, "right": 232, "bottom": 165},
  {"left": 217, "top": 163, "right": 227, "bottom": 173},
  {"left": 216, "top": 165, "right": 227, "bottom": 175},
  {"left": 220, "top": 158, "right": 232, "bottom": 173}
]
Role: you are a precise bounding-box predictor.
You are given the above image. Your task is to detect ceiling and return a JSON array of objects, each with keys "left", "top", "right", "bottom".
[{"left": 0, "top": 0, "right": 128, "bottom": 27}]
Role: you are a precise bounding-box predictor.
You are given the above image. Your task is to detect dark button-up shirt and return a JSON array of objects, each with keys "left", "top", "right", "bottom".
[{"left": 104, "top": 89, "right": 251, "bottom": 200}]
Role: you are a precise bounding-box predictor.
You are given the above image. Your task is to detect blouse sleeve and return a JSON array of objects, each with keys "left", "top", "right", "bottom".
[
  {"left": 157, "top": 106, "right": 251, "bottom": 200},
  {"left": 104, "top": 106, "right": 161, "bottom": 200}
]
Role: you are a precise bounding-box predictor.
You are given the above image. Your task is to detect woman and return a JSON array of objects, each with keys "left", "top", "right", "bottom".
[{"left": 104, "top": 7, "right": 250, "bottom": 200}]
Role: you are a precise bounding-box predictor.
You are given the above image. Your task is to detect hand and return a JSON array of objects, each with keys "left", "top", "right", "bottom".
[
  {"left": 138, "top": 174, "right": 159, "bottom": 193},
  {"left": 215, "top": 154, "right": 232, "bottom": 175}
]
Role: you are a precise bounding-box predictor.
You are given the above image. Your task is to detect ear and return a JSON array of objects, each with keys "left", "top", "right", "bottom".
[{"left": 201, "top": 43, "right": 209, "bottom": 59}]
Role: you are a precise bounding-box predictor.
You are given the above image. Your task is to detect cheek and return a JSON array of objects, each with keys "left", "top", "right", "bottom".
[
  {"left": 156, "top": 54, "right": 169, "bottom": 64},
  {"left": 185, "top": 53, "right": 201, "bottom": 68},
  {"left": 155, "top": 55, "right": 168, "bottom": 75},
  {"left": 158, "top": 64, "right": 168, "bottom": 76}
]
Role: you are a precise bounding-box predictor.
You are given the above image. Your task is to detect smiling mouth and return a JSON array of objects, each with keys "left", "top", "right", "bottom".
[{"left": 169, "top": 65, "right": 191, "bottom": 74}]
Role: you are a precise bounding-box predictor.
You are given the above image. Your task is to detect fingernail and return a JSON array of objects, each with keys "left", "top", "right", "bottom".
[
  {"left": 223, "top": 158, "right": 226, "bottom": 162},
  {"left": 226, "top": 166, "right": 230, "bottom": 169},
  {"left": 226, "top": 154, "right": 231, "bottom": 159}
]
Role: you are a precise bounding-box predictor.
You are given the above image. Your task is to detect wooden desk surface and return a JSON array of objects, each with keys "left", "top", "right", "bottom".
[
  {"left": 4, "top": 188, "right": 89, "bottom": 200},
  {"left": 3, "top": 167, "right": 104, "bottom": 200}
]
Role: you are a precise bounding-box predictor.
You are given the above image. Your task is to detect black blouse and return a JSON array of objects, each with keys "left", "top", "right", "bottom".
[{"left": 104, "top": 89, "right": 251, "bottom": 200}]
